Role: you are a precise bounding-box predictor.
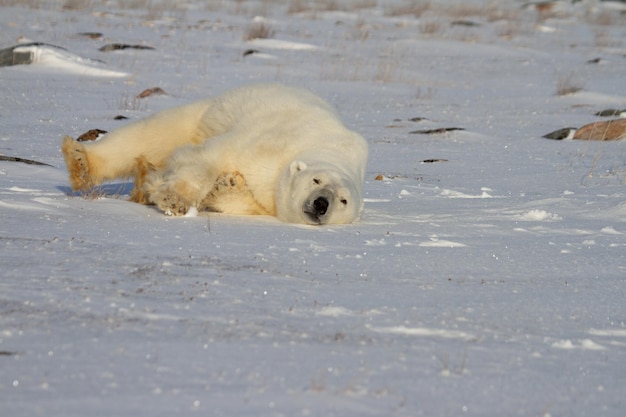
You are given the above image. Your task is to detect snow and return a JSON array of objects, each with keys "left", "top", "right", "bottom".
[
  {"left": 1, "top": 1, "right": 625, "bottom": 416},
  {"left": 12, "top": 43, "right": 129, "bottom": 77},
  {"left": 248, "top": 38, "right": 320, "bottom": 51}
]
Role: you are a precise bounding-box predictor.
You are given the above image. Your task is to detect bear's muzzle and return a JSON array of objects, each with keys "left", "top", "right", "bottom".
[{"left": 303, "top": 187, "right": 334, "bottom": 224}]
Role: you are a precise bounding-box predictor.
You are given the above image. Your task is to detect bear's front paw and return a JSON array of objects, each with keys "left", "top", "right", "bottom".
[
  {"left": 146, "top": 172, "right": 205, "bottom": 216},
  {"left": 149, "top": 183, "right": 196, "bottom": 216},
  {"left": 198, "top": 171, "right": 247, "bottom": 212}
]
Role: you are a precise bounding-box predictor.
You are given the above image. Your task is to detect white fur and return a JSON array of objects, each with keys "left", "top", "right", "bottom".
[{"left": 65, "top": 83, "right": 368, "bottom": 225}]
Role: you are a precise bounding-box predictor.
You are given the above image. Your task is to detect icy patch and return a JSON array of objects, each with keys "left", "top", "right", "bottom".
[
  {"left": 535, "top": 24, "right": 557, "bottom": 33},
  {"left": 589, "top": 329, "right": 626, "bottom": 337},
  {"left": 440, "top": 188, "right": 493, "bottom": 199},
  {"left": 601, "top": 226, "right": 622, "bottom": 235},
  {"left": 7, "top": 186, "right": 40, "bottom": 193},
  {"left": 316, "top": 306, "right": 354, "bottom": 317},
  {"left": 117, "top": 308, "right": 182, "bottom": 322},
  {"left": 367, "top": 325, "right": 475, "bottom": 341},
  {"left": 0, "top": 199, "right": 48, "bottom": 211},
  {"left": 551, "top": 339, "right": 606, "bottom": 351},
  {"left": 572, "top": 91, "right": 626, "bottom": 105},
  {"left": 419, "top": 237, "right": 466, "bottom": 248},
  {"left": 365, "top": 238, "right": 387, "bottom": 246},
  {"left": 363, "top": 198, "right": 391, "bottom": 203},
  {"left": 247, "top": 38, "right": 318, "bottom": 51},
  {"left": 515, "top": 209, "right": 562, "bottom": 222},
  {"left": 32, "top": 197, "right": 68, "bottom": 208}
]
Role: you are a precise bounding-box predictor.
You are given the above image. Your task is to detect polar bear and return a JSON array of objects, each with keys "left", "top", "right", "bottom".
[{"left": 61, "top": 83, "right": 368, "bottom": 225}]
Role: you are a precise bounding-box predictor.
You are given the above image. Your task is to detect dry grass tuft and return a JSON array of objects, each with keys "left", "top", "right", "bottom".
[
  {"left": 587, "top": 10, "right": 617, "bottom": 26},
  {"left": 288, "top": 0, "right": 377, "bottom": 14},
  {"left": 386, "top": 1, "right": 431, "bottom": 18},
  {"left": 593, "top": 29, "right": 620, "bottom": 48},
  {"left": 244, "top": 20, "right": 274, "bottom": 41},
  {"left": 419, "top": 19, "right": 442, "bottom": 35},
  {"left": 447, "top": 4, "right": 484, "bottom": 18},
  {"left": 118, "top": 92, "right": 148, "bottom": 112},
  {"left": 556, "top": 72, "right": 585, "bottom": 96},
  {"left": 62, "top": 0, "right": 91, "bottom": 10}
]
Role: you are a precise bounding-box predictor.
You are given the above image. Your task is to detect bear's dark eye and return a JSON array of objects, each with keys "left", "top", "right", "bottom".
[
  {"left": 340, "top": 198, "right": 347, "bottom": 205},
  {"left": 313, "top": 178, "right": 321, "bottom": 185}
]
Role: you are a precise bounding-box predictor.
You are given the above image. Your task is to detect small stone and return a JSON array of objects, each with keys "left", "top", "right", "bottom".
[
  {"left": 136, "top": 87, "right": 166, "bottom": 98},
  {"left": 77, "top": 129, "right": 107, "bottom": 142},
  {"left": 409, "top": 127, "right": 464, "bottom": 135},
  {"left": 542, "top": 127, "right": 576, "bottom": 140},
  {"left": 99, "top": 43, "right": 155, "bottom": 52}
]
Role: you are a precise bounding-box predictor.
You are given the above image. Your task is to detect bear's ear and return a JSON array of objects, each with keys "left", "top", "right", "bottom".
[{"left": 290, "top": 160, "right": 307, "bottom": 174}]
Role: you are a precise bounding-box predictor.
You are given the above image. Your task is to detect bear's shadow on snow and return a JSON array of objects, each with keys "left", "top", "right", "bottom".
[{"left": 58, "top": 182, "right": 134, "bottom": 198}]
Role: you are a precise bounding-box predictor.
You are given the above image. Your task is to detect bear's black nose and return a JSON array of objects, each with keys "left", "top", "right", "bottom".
[
  {"left": 313, "top": 196, "right": 329, "bottom": 216},
  {"left": 303, "top": 190, "right": 333, "bottom": 224}
]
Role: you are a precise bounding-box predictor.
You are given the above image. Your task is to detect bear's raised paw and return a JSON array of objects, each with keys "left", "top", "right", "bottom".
[
  {"left": 61, "top": 136, "right": 93, "bottom": 191},
  {"left": 214, "top": 171, "right": 247, "bottom": 192}
]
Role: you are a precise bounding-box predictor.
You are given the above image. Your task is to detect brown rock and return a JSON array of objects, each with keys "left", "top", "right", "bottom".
[
  {"left": 77, "top": 129, "right": 107, "bottom": 142},
  {"left": 136, "top": 87, "right": 166, "bottom": 98},
  {"left": 573, "top": 119, "right": 626, "bottom": 141}
]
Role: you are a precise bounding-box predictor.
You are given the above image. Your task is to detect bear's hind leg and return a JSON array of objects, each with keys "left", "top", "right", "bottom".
[{"left": 61, "top": 136, "right": 94, "bottom": 191}]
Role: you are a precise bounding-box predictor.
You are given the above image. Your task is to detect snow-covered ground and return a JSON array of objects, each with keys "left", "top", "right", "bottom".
[{"left": 1, "top": 1, "right": 625, "bottom": 415}]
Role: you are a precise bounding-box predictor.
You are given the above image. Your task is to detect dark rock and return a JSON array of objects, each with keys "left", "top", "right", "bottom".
[
  {"left": 542, "top": 127, "right": 576, "bottom": 140},
  {"left": 595, "top": 109, "right": 625, "bottom": 117},
  {"left": 99, "top": 43, "right": 155, "bottom": 52},
  {"left": 451, "top": 20, "right": 480, "bottom": 27},
  {"left": 0, "top": 155, "right": 52, "bottom": 166},
  {"left": 409, "top": 127, "right": 464, "bottom": 135},
  {"left": 243, "top": 49, "right": 260, "bottom": 57},
  {"left": 77, "top": 32, "right": 103, "bottom": 39}
]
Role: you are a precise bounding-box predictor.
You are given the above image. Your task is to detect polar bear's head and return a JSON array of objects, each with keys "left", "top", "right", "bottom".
[{"left": 276, "top": 160, "right": 363, "bottom": 225}]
